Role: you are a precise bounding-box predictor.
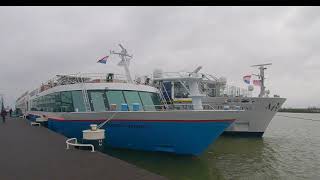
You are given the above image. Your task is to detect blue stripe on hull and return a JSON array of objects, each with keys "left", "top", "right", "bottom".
[{"left": 47, "top": 119, "right": 231, "bottom": 156}]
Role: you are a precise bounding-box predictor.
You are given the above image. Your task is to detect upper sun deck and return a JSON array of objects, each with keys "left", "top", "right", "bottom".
[
  {"left": 39, "top": 73, "right": 128, "bottom": 92},
  {"left": 28, "top": 73, "right": 158, "bottom": 98},
  {"left": 150, "top": 71, "right": 251, "bottom": 98}
]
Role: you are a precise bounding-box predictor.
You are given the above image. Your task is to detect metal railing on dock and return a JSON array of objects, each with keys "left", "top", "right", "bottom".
[{"left": 66, "top": 138, "right": 95, "bottom": 152}]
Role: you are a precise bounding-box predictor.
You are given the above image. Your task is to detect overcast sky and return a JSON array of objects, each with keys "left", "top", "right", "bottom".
[{"left": 0, "top": 6, "right": 319, "bottom": 108}]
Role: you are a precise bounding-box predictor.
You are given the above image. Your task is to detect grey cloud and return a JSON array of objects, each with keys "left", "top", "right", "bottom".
[{"left": 0, "top": 6, "right": 319, "bottom": 108}]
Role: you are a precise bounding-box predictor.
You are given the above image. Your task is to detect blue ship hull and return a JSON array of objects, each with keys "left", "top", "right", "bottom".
[{"left": 27, "top": 113, "right": 234, "bottom": 156}]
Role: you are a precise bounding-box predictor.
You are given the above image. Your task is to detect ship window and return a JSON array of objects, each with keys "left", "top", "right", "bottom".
[
  {"left": 47, "top": 94, "right": 55, "bottom": 112},
  {"left": 31, "top": 99, "right": 37, "bottom": 111},
  {"left": 123, "top": 91, "right": 143, "bottom": 111},
  {"left": 174, "top": 81, "right": 189, "bottom": 98},
  {"left": 138, "top": 92, "right": 156, "bottom": 111},
  {"left": 35, "top": 99, "right": 39, "bottom": 110},
  {"left": 89, "top": 90, "right": 108, "bottom": 112},
  {"left": 39, "top": 96, "right": 44, "bottom": 111},
  {"left": 43, "top": 95, "right": 48, "bottom": 112},
  {"left": 105, "top": 90, "right": 126, "bottom": 111},
  {"left": 71, "top": 91, "right": 86, "bottom": 112},
  {"left": 61, "top": 91, "right": 74, "bottom": 112},
  {"left": 53, "top": 92, "right": 62, "bottom": 112},
  {"left": 150, "top": 93, "right": 161, "bottom": 109}
]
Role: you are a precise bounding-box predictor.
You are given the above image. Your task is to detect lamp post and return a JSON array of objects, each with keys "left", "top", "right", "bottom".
[{"left": 0, "top": 94, "right": 4, "bottom": 111}]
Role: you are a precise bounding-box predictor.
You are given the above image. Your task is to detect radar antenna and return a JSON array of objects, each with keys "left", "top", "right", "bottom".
[
  {"left": 251, "top": 63, "right": 272, "bottom": 97},
  {"left": 110, "top": 44, "right": 133, "bottom": 83},
  {"left": 189, "top": 66, "right": 203, "bottom": 77},
  {"left": 192, "top": 66, "right": 202, "bottom": 74}
]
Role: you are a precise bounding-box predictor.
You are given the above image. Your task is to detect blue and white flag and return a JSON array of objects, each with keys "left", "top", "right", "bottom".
[
  {"left": 97, "top": 55, "right": 109, "bottom": 64},
  {"left": 243, "top": 75, "right": 251, "bottom": 84}
]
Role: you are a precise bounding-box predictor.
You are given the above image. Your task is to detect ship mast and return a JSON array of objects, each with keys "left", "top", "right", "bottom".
[
  {"left": 110, "top": 44, "right": 134, "bottom": 83},
  {"left": 153, "top": 66, "right": 205, "bottom": 110},
  {"left": 188, "top": 66, "right": 205, "bottom": 110},
  {"left": 251, "top": 63, "right": 272, "bottom": 97}
]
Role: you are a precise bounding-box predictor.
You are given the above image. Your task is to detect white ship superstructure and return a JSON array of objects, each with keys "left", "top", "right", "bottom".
[{"left": 150, "top": 64, "right": 286, "bottom": 137}]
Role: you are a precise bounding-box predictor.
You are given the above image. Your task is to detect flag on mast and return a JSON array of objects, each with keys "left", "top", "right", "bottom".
[
  {"left": 97, "top": 55, "right": 109, "bottom": 64},
  {"left": 243, "top": 75, "right": 251, "bottom": 84}
]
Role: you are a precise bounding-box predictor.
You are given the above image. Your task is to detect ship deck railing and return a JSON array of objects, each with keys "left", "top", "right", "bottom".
[
  {"left": 151, "top": 71, "right": 221, "bottom": 82},
  {"left": 29, "top": 103, "right": 244, "bottom": 114},
  {"left": 28, "top": 104, "right": 244, "bottom": 119},
  {"left": 149, "top": 71, "right": 251, "bottom": 98},
  {"left": 148, "top": 103, "right": 244, "bottom": 111},
  {"left": 140, "top": 103, "right": 244, "bottom": 111},
  {"left": 152, "top": 71, "right": 202, "bottom": 80},
  {"left": 38, "top": 73, "right": 130, "bottom": 93},
  {"left": 141, "top": 104, "right": 218, "bottom": 111}
]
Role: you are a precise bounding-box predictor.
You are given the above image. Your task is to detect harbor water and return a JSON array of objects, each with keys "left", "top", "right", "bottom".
[{"left": 102, "top": 113, "right": 320, "bottom": 180}]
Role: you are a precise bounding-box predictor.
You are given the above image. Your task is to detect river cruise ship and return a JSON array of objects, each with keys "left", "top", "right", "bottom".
[{"left": 16, "top": 45, "right": 242, "bottom": 155}]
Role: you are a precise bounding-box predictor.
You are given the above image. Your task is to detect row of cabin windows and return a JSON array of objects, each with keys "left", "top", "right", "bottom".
[{"left": 30, "top": 90, "right": 161, "bottom": 112}]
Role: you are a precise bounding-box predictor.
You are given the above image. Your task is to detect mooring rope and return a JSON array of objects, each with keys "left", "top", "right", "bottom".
[
  {"left": 276, "top": 114, "right": 320, "bottom": 122},
  {"left": 97, "top": 111, "right": 119, "bottom": 129}
]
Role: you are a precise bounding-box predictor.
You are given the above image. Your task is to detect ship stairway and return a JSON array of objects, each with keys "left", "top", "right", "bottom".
[
  {"left": 158, "top": 82, "right": 172, "bottom": 109},
  {"left": 77, "top": 74, "right": 91, "bottom": 112}
]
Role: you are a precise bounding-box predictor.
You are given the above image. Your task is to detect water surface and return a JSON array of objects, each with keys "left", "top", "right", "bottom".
[{"left": 102, "top": 113, "right": 320, "bottom": 180}]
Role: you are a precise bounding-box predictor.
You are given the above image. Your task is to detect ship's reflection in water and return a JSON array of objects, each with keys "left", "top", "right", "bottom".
[
  {"left": 102, "top": 136, "right": 278, "bottom": 180},
  {"left": 102, "top": 113, "right": 320, "bottom": 180},
  {"left": 206, "top": 137, "right": 279, "bottom": 179}
]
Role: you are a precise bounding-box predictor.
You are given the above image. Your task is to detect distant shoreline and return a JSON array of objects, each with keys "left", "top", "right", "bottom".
[{"left": 279, "top": 108, "right": 320, "bottom": 113}]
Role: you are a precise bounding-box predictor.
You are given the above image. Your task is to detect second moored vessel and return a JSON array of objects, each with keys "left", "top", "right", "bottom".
[{"left": 150, "top": 64, "right": 286, "bottom": 137}]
